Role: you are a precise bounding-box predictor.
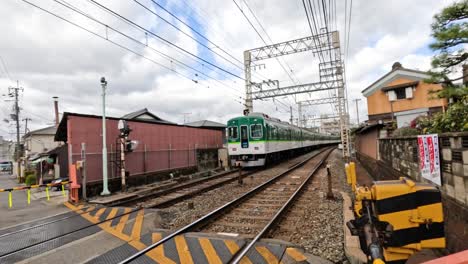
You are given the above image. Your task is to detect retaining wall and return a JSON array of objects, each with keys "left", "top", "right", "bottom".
[{"left": 356, "top": 132, "right": 468, "bottom": 253}]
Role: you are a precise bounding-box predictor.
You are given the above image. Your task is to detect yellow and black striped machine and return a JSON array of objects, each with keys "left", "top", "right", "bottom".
[{"left": 345, "top": 162, "right": 445, "bottom": 264}]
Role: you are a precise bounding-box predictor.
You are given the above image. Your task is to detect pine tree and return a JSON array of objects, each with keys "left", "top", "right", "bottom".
[
  {"left": 429, "top": 0, "right": 468, "bottom": 87},
  {"left": 420, "top": 1, "right": 468, "bottom": 132}
]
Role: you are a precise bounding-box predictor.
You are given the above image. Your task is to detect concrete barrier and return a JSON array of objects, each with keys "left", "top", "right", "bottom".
[{"left": 341, "top": 191, "right": 367, "bottom": 264}]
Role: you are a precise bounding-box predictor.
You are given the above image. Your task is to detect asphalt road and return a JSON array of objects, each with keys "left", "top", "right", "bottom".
[{"left": 0, "top": 173, "right": 68, "bottom": 229}]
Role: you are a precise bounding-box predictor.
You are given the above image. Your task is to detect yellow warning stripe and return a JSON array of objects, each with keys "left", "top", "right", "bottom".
[
  {"left": 102, "top": 208, "right": 119, "bottom": 228},
  {"left": 175, "top": 235, "right": 194, "bottom": 264},
  {"left": 199, "top": 238, "right": 223, "bottom": 264},
  {"left": 137, "top": 233, "right": 177, "bottom": 264},
  {"left": 0, "top": 181, "right": 70, "bottom": 192},
  {"left": 286, "top": 248, "right": 307, "bottom": 262},
  {"left": 256, "top": 246, "right": 279, "bottom": 263},
  {"left": 130, "top": 210, "right": 144, "bottom": 239},
  {"left": 93, "top": 208, "right": 107, "bottom": 219},
  {"left": 115, "top": 208, "right": 132, "bottom": 232},
  {"left": 224, "top": 240, "right": 252, "bottom": 264}
]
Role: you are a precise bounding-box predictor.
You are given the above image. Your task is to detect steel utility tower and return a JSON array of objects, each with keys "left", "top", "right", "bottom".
[{"left": 243, "top": 32, "right": 350, "bottom": 158}]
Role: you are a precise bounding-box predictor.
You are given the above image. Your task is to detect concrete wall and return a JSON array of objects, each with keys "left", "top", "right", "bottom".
[
  {"left": 357, "top": 132, "right": 468, "bottom": 253},
  {"left": 25, "top": 134, "right": 59, "bottom": 154},
  {"left": 366, "top": 77, "right": 447, "bottom": 116},
  {"left": 355, "top": 128, "right": 379, "bottom": 160}
]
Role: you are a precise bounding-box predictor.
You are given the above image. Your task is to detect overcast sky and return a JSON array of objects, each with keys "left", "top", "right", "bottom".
[{"left": 0, "top": 0, "right": 456, "bottom": 139}]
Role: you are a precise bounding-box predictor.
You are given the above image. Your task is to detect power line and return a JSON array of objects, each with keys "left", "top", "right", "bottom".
[
  {"left": 88, "top": 0, "right": 244, "bottom": 80},
  {"left": 0, "top": 56, "right": 13, "bottom": 82},
  {"left": 140, "top": 0, "right": 293, "bottom": 113},
  {"left": 346, "top": 0, "right": 353, "bottom": 62},
  {"left": 54, "top": 0, "right": 244, "bottom": 97},
  {"left": 113, "top": 0, "right": 244, "bottom": 73},
  {"left": 138, "top": 0, "right": 244, "bottom": 68},
  {"left": 231, "top": 0, "right": 299, "bottom": 111}
]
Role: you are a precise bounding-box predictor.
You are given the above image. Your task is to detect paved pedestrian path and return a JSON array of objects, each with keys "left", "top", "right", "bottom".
[{"left": 0, "top": 174, "right": 68, "bottom": 228}]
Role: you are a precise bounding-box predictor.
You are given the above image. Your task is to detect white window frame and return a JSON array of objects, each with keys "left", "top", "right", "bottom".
[
  {"left": 228, "top": 126, "right": 238, "bottom": 140},
  {"left": 250, "top": 124, "right": 263, "bottom": 139}
]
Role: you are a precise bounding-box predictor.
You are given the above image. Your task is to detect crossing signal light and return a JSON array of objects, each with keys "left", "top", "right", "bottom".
[{"left": 125, "top": 139, "right": 139, "bottom": 152}]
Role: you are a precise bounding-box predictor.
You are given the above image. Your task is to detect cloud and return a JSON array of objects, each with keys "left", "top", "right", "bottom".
[{"left": 0, "top": 0, "right": 457, "bottom": 138}]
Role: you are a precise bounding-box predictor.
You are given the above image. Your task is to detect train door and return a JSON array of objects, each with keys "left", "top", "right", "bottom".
[{"left": 240, "top": 125, "right": 249, "bottom": 148}]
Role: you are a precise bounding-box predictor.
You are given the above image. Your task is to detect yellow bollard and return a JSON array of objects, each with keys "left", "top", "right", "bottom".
[
  {"left": 61, "top": 184, "right": 65, "bottom": 197},
  {"left": 27, "top": 189, "right": 31, "bottom": 205},
  {"left": 345, "top": 163, "right": 351, "bottom": 184},
  {"left": 349, "top": 162, "right": 357, "bottom": 191},
  {"left": 45, "top": 187, "right": 50, "bottom": 201},
  {"left": 8, "top": 191, "right": 12, "bottom": 208}
]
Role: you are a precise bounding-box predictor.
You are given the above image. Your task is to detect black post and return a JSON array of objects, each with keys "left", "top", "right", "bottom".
[
  {"left": 238, "top": 165, "right": 243, "bottom": 185},
  {"left": 326, "top": 164, "right": 334, "bottom": 199}
]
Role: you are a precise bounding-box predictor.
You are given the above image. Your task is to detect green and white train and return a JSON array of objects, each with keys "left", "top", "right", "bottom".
[{"left": 227, "top": 112, "right": 340, "bottom": 167}]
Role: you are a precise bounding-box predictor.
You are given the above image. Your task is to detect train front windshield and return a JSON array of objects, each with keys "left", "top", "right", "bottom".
[{"left": 240, "top": 125, "right": 249, "bottom": 148}]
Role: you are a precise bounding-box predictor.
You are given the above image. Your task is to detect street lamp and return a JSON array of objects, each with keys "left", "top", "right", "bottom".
[{"left": 100, "top": 77, "right": 110, "bottom": 195}]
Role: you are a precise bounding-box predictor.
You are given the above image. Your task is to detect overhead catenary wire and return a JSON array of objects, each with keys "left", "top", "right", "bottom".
[
  {"left": 0, "top": 56, "right": 13, "bottom": 83},
  {"left": 20, "top": 0, "right": 290, "bottom": 115},
  {"left": 345, "top": 0, "right": 353, "bottom": 62},
  {"left": 141, "top": 0, "right": 279, "bottom": 89},
  {"left": 240, "top": 0, "right": 301, "bottom": 109},
  {"left": 88, "top": 0, "right": 244, "bottom": 80},
  {"left": 136, "top": 0, "right": 294, "bottom": 114},
  {"left": 20, "top": 0, "right": 299, "bottom": 117},
  {"left": 231, "top": 0, "right": 299, "bottom": 111},
  {"left": 52, "top": 0, "right": 246, "bottom": 99},
  {"left": 89, "top": 0, "right": 290, "bottom": 113},
  {"left": 138, "top": 0, "right": 245, "bottom": 67}
]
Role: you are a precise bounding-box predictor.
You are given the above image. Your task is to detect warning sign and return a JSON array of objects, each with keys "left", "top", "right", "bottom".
[{"left": 417, "top": 134, "right": 441, "bottom": 186}]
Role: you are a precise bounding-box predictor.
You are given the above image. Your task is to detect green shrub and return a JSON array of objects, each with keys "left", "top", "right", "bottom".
[
  {"left": 25, "top": 174, "right": 37, "bottom": 186},
  {"left": 24, "top": 170, "right": 35, "bottom": 178},
  {"left": 392, "top": 127, "right": 420, "bottom": 137}
]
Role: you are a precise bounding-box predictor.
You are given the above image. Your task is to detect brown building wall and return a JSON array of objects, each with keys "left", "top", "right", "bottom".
[
  {"left": 355, "top": 128, "right": 379, "bottom": 160},
  {"left": 66, "top": 115, "right": 223, "bottom": 185},
  {"left": 366, "top": 78, "right": 447, "bottom": 116}
]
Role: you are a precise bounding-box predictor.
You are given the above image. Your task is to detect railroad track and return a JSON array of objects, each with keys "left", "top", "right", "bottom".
[
  {"left": 120, "top": 146, "right": 334, "bottom": 264},
  {"left": 114, "top": 169, "right": 259, "bottom": 208},
  {"left": 0, "top": 205, "right": 141, "bottom": 263},
  {"left": 115, "top": 150, "right": 321, "bottom": 209}
]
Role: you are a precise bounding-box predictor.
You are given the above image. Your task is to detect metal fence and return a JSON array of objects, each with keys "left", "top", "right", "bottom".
[{"left": 71, "top": 144, "right": 218, "bottom": 183}]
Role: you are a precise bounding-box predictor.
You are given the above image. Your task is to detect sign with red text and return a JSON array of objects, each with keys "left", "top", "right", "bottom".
[{"left": 417, "top": 134, "right": 441, "bottom": 186}]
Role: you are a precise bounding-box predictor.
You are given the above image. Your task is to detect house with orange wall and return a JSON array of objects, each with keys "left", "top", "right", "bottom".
[{"left": 362, "top": 62, "right": 447, "bottom": 128}]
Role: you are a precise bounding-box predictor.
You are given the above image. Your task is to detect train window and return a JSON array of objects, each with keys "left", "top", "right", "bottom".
[
  {"left": 241, "top": 126, "right": 248, "bottom": 140},
  {"left": 250, "top": 124, "right": 263, "bottom": 138},
  {"left": 228, "top": 127, "right": 238, "bottom": 139}
]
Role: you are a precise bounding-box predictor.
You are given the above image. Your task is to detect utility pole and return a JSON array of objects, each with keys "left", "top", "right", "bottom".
[
  {"left": 289, "top": 106, "right": 293, "bottom": 124},
  {"left": 8, "top": 81, "right": 23, "bottom": 182},
  {"left": 100, "top": 77, "right": 110, "bottom": 196},
  {"left": 182, "top": 112, "right": 192, "bottom": 124},
  {"left": 353, "top": 99, "right": 361, "bottom": 125},
  {"left": 23, "top": 118, "right": 32, "bottom": 134}
]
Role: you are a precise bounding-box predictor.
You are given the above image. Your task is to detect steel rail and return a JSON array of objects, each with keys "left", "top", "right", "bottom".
[
  {"left": 0, "top": 170, "right": 240, "bottom": 237},
  {"left": 229, "top": 147, "right": 335, "bottom": 264},
  {"left": 118, "top": 147, "right": 331, "bottom": 264},
  {"left": 0, "top": 206, "right": 141, "bottom": 259},
  {"left": 113, "top": 169, "right": 258, "bottom": 207},
  {"left": 0, "top": 205, "right": 101, "bottom": 239}
]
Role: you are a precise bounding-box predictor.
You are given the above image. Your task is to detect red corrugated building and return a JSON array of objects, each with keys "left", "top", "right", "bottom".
[{"left": 54, "top": 109, "right": 224, "bottom": 194}]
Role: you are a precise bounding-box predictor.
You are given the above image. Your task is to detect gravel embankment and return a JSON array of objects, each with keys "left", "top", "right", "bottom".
[
  {"left": 152, "top": 151, "right": 321, "bottom": 230},
  {"left": 271, "top": 149, "right": 350, "bottom": 263}
]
